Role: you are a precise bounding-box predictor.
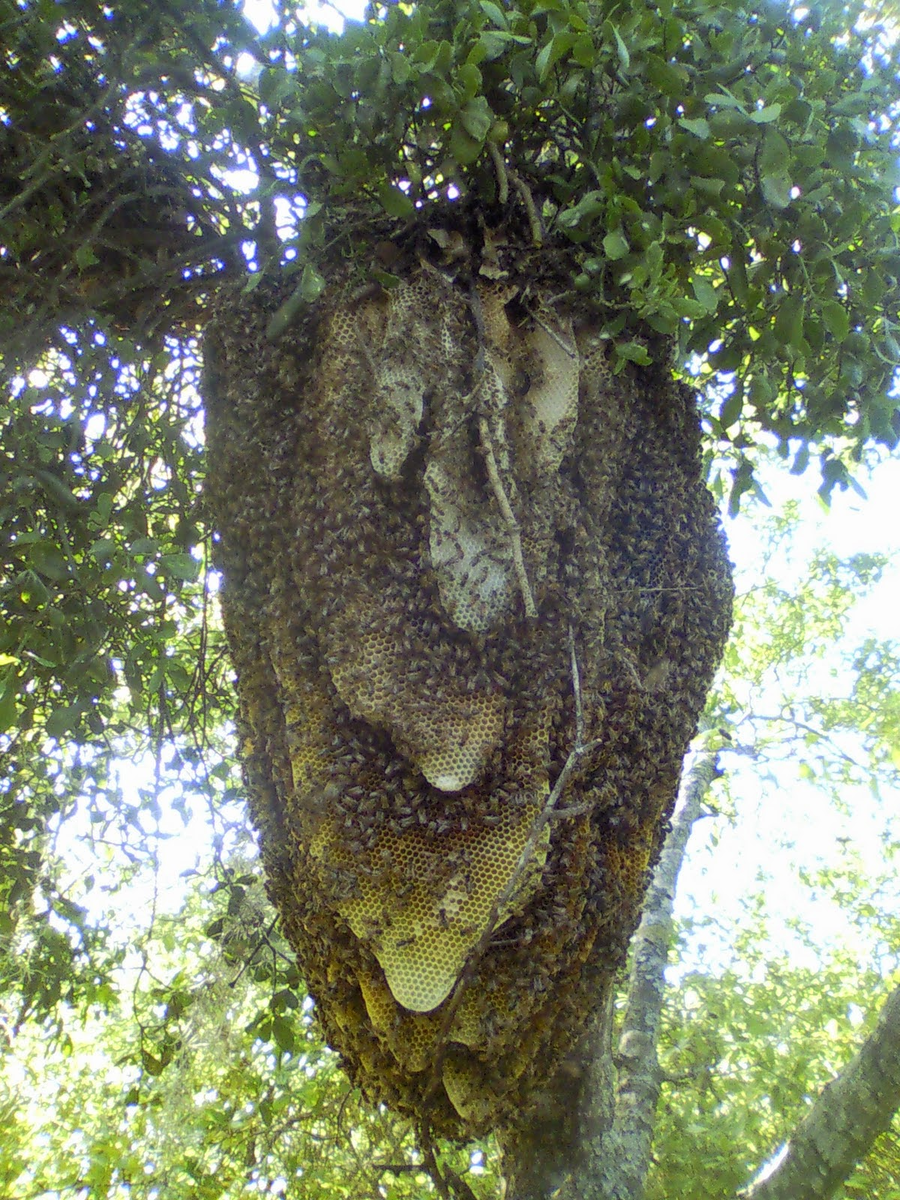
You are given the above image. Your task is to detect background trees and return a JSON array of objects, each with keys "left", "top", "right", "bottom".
[
  {"left": 2, "top": 0, "right": 899, "bottom": 1194},
  {"left": 3, "top": 454, "right": 897, "bottom": 1198}
]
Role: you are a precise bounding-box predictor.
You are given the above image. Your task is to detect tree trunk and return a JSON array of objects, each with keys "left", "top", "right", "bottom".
[
  {"left": 497, "top": 750, "right": 719, "bottom": 1200},
  {"left": 203, "top": 220, "right": 732, "bottom": 1164}
]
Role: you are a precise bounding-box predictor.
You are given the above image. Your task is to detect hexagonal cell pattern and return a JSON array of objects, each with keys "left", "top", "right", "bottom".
[{"left": 204, "top": 231, "right": 733, "bottom": 1139}]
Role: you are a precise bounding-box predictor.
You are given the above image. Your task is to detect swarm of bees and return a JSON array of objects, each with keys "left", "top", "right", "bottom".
[{"left": 204, "top": 224, "right": 732, "bottom": 1138}]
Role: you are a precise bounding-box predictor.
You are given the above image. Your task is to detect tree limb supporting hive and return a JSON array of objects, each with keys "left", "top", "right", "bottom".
[{"left": 204, "top": 221, "right": 733, "bottom": 1140}]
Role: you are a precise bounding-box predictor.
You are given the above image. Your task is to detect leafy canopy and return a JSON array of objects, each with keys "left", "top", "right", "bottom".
[
  {"left": 260, "top": 0, "right": 900, "bottom": 476},
  {"left": 2, "top": 0, "right": 900, "bottom": 478}
]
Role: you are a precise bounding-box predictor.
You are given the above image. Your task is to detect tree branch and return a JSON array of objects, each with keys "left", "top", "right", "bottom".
[
  {"left": 605, "top": 748, "right": 720, "bottom": 1200},
  {"left": 558, "top": 747, "right": 720, "bottom": 1200},
  {"left": 739, "top": 981, "right": 900, "bottom": 1200}
]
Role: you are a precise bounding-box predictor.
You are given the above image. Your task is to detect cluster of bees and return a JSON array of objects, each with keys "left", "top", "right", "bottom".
[{"left": 204, "top": 227, "right": 733, "bottom": 1139}]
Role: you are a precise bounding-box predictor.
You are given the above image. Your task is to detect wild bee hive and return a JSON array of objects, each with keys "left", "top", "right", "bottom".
[{"left": 204, "top": 220, "right": 732, "bottom": 1138}]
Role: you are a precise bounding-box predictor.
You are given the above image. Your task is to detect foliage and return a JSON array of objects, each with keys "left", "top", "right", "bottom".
[
  {"left": 3, "top": 0, "right": 899, "bottom": 491},
  {"left": 2, "top": 0, "right": 898, "bottom": 957},
  {"left": 644, "top": 480, "right": 900, "bottom": 1197},
  {"left": 0, "top": 335, "right": 237, "bottom": 1023},
  {"left": 255, "top": 0, "right": 900, "bottom": 488},
  {"left": 651, "top": 935, "right": 900, "bottom": 1199},
  {"left": 1, "top": 843, "right": 498, "bottom": 1199},
  {"left": 716, "top": 496, "right": 900, "bottom": 796}
]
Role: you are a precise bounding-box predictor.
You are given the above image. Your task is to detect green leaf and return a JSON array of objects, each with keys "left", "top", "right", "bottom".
[
  {"left": 160, "top": 554, "right": 200, "bottom": 583},
  {"left": 141, "top": 1050, "right": 164, "bottom": 1077},
  {"left": 610, "top": 24, "right": 630, "bottom": 71},
  {"left": 614, "top": 341, "right": 652, "bottom": 368},
  {"left": 74, "top": 243, "right": 99, "bottom": 270},
  {"left": 535, "top": 40, "right": 553, "bottom": 83},
  {"left": 820, "top": 300, "right": 850, "bottom": 342},
  {"left": 691, "top": 278, "right": 719, "bottom": 314},
  {"left": 572, "top": 32, "right": 596, "bottom": 68},
  {"left": 774, "top": 294, "right": 805, "bottom": 349},
  {"left": 759, "top": 130, "right": 790, "bottom": 174},
  {"left": 759, "top": 130, "right": 793, "bottom": 209},
  {"left": 46, "top": 704, "right": 82, "bottom": 738},
  {"left": 476, "top": 30, "right": 532, "bottom": 60},
  {"left": 458, "top": 96, "right": 493, "bottom": 142},
  {"left": 704, "top": 91, "right": 745, "bottom": 110},
  {"left": 760, "top": 173, "right": 792, "bottom": 209},
  {"left": 370, "top": 268, "right": 401, "bottom": 289},
  {"left": 90, "top": 537, "right": 117, "bottom": 560},
  {"left": 378, "top": 184, "right": 415, "bottom": 218},
  {"left": 448, "top": 124, "right": 483, "bottom": 165},
  {"left": 271, "top": 1015, "right": 296, "bottom": 1053},
  {"left": 536, "top": 31, "right": 578, "bottom": 83},
  {"left": 603, "top": 231, "right": 630, "bottom": 260},
  {"left": 679, "top": 117, "right": 710, "bottom": 139},
  {"left": 790, "top": 442, "right": 810, "bottom": 474},
  {"left": 301, "top": 263, "right": 327, "bottom": 302},
  {"left": 719, "top": 389, "right": 743, "bottom": 428},
  {"left": 557, "top": 190, "right": 605, "bottom": 232},
  {"left": 0, "top": 683, "right": 18, "bottom": 734},
  {"left": 727, "top": 456, "right": 754, "bottom": 516},
  {"left": 455, "top": 62, "right": 482, "bottom": 103},
  {"left": 28, "top": 542, "right": 69, "bottom": 581},
  {"left": 479, "top": 0, "right": 508, "bottom": 27},
  {"left": 750, "top": 103, "right": 782, "bottom": 124}
]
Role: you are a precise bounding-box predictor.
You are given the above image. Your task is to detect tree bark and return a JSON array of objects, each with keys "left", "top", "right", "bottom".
[
  {"left": 572, "top": 748, "right": 719, "bottom": 1200},
  {"left": 740, "top": 981, "right": 900, "bottom": 1200}
]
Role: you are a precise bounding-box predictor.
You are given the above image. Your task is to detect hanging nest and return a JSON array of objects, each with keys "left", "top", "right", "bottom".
[{"left": 204, "top": 213, "right": 732, "bottom": 1138}]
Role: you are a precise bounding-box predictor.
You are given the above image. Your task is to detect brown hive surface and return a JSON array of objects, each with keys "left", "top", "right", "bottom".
[{"left": 204, "top": 233, "right": 732, "bottom": 1137}]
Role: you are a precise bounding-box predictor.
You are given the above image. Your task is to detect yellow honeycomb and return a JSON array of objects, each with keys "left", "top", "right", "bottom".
[
  {"left": 205, "top": 235, "right": 734, "bottom": 1141},
  {"left": 311, "top": 784, "right": 549, "bottom": 1012},
  {"left": 522, "top": 320, "right": 580, "bottom": 471},
  {"left": 326, "top": 617, "right": 505, "bottom": 792}
]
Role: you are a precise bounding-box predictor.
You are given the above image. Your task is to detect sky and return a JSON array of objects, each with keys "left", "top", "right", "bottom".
[{"left": 675, "top": 451, "right": 900, "bottom": 978}]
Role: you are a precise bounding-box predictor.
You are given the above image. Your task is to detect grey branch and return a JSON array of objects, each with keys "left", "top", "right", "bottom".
[
  {"left": 739, "top": 981, "right": 900, "bottom": 1200},
  {"left": 478, "top": 415, "right": 537, "bottom": 619},
  {"left": 558, "top": 747, "right": 719, "bottom": 1200}
]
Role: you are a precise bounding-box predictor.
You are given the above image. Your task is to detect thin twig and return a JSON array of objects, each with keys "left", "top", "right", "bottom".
[
  {"left": 509, "top": 169, "right": 544, "bottom": 246},
  {"left": 488, "top": 140, "right": 509, "bottom": 205},
  {"left": 418, "top": 1125, "right": 453, "bottom": 1200},
  {"left": 531, "top": 310, "right": 578, "bottom": 357},
  {"left": 478, "top": 416, "right": 537, "bottom": 619},
  {"left": 550, "top": 800, "right": 595, "bottom": 819}
]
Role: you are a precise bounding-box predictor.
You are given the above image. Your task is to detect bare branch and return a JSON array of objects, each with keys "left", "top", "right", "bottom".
[
  {"left": 488, "top": 140, "right": 510, "bottom": 205},
  {"left": 478, "top": 416, "right": 537, "bottom": 619}
]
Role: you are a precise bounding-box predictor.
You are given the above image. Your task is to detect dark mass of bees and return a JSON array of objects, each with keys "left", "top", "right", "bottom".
[{"left": 203, "top": 222, "right": 733, "bottom": 1139}]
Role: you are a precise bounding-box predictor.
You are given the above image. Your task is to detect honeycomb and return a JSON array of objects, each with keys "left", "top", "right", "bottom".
[
  {"left": 325, "top": 618, "right": 504, "bottom": 792},
  {"left": 310, "top": 786, "right": 549, "bottom": 1012},
  {"left": 204, "top": 218, "right": 733, "bottom": 1143}
]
